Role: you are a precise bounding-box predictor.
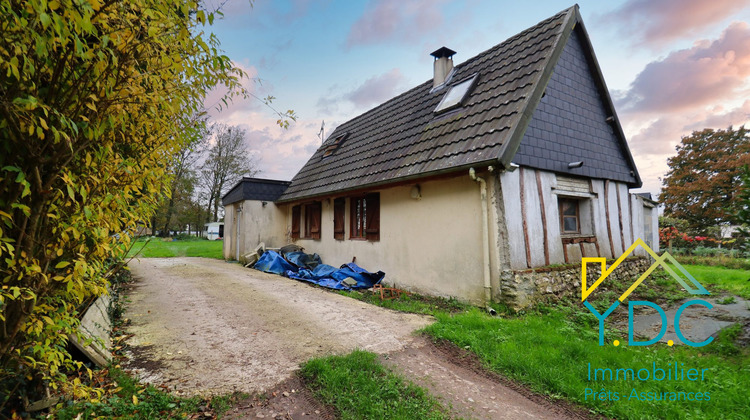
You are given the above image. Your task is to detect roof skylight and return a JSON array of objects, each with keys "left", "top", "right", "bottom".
[
  {"left": 434, "top": 74, "right": 478, "bottom": 114},
  {"left": 321, "top": 133, "right": 349, "bottom": 158}
]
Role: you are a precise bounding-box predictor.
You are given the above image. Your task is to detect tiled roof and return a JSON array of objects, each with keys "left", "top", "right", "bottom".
[
  {"left": 278, "top": 5, "right": 639, "bottom": 203},
  {"left": 222, "top": 178, "right": 291, "bottom": 206}
]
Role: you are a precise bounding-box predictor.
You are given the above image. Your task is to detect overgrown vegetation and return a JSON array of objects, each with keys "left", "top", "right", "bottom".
[
  {"left": 54, "top": 368, "right": 202, "bottom": 420},
  {"left": 300, "top": 351, "right": 449, "bottom": 420},
  {"left": 0, "top": 0, "right": 289, "bottom": 411},
  {"left": 127, "top": 238, "right": 223, "bottom": 259}
]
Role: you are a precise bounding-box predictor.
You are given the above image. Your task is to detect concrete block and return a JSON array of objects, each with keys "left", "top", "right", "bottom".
[{"left": 69, "top": 293, "right": 112, "bottom": 367}]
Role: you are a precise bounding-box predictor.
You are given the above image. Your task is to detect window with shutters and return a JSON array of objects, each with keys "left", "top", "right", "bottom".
[
  {"left": 333, "top": 198, "right": 345, "bottom": 240},
  {"left": 291, "top": 205, "right": 300, "bottom": 239},
  {"left": 350, "top": 193, "right": 379, "bottom": 241},
  {"left": 304, "top": 202, "right": 322, "bottom": 240}
]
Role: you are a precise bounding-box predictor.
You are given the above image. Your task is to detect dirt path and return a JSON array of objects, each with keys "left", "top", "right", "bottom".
[{"left": 125, "top": 257, "right": 578, "bottom": 419}]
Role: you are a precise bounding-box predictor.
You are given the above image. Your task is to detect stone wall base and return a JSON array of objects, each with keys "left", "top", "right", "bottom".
[{"left": 499, "top": 257, "right": 652, "bottom": 309}]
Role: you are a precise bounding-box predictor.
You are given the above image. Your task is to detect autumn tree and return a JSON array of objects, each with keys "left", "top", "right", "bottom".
[
  {"left": 156, "top": 120, "right": 207, "bottom": 236},
  {"left": 0, "top": 0, "right": 280, "bottom": 409},
  {"left": 200, "top": 124, "right": 258, "bottom": 222},
  {"left": 661, "top": 126, "right": 750, "bottom": 231}
]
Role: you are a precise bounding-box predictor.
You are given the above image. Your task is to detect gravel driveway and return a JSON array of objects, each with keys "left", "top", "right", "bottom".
[{"left": 124, "top": 257, "right": 432, "bottom": 396}]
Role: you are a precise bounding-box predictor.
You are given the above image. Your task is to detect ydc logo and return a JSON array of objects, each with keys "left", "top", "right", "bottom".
[{"left": 582, "top": 239, "right": 713, "bottom": 347}]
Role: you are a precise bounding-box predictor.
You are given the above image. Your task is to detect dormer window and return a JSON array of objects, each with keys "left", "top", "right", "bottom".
[
  {"left": 434, "top": 73, "right": 478, "bottom": 114},
  {"left": 321, "top": 132, "right": 349, "bottom": 158}
]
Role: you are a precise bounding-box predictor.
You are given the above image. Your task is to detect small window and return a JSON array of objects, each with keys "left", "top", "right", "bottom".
[
  {"left": 559, "top": 198, "right": 580, "bottom": 234},
  {"left": 333, "top": 198, "right": 345, "bottom": 240},
  {"left": 321, "top": 133, "right": 349, "bottom": 158},
  {"left": 434, "top": 74, "right": 478, "bottom": 113},
  {"left": 350, "top": 193, "right": 379, "bottom": 241},
  {"left": 291, "top": 205, "right": 301, "bottom": 239},
  {"left": 304, "top": 202, "right": 321, "bottom": 240}
]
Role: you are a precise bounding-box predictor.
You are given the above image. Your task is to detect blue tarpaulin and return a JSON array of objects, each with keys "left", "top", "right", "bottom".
[
  {"left": 253, "top": 250, "right": 296, "bottom": 275},
  {"left": 252, "top": 250, "right": 384, "bottom": 290},
  {"left": 285, "top": 251, "right": 322, "bottom": 269}
]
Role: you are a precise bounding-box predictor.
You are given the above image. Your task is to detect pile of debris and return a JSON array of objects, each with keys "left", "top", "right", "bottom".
[{"left": 245, "top": 244, "right": 385, "bottom": 290}]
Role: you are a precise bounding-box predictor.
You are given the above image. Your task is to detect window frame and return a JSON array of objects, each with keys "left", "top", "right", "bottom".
[
  {"left": 434, "top": 73, "right": 479, "bottom": 114},
  {"left": 559, "top": 198, "right": 580, "bottom": 234},
  {"left": 350, "top": 196, "right": 367, "bottom": 240},
  {"left": 349, "top": 193, "right": 379, "bottom": 241}
]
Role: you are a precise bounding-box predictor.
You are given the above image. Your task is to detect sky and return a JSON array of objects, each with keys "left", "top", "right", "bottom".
[{"left": 202, "top": 0, "right": 750, "bottom": 195}]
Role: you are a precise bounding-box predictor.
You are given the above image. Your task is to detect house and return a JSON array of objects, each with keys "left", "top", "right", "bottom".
[
  {"left": 222, "top": 177, "right": 291, "bottom": 260},
  {"left": 223, "top": 5, "right": 659, "bottom": 308},
  {"left": 204, "top": 222, "right": 224, "bottom": 241}
]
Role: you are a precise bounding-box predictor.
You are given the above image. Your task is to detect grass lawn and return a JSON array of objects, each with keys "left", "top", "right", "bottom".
[
  {"left": 127, "top": 238, "right": 224, "bottom": 259},
  {"left": 424, "top": 307, "right": 749, "bottom": 420},
  {"left": 300, "top": 350, "right": 449, "bottom": 420},
  {"left": 676, "top": 263, "right": 750, "bottom": 299},
  {"left": 344, "top": 264, "right": 750, "bottom": 420}
]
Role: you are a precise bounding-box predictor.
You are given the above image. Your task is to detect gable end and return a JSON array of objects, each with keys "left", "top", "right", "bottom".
[{"left": 512, "top": 23, "right": 640, "bottom": 186}]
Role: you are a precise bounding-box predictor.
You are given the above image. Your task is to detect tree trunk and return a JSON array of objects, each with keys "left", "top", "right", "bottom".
[{"left": 162, "top": 194, "right": 176, "bottom": 237}]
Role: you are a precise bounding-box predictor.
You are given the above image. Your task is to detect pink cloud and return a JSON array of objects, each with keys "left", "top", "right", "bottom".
[
  {"left": 346, "top": 0, "right": 448, "bottom": 48},
  {"left": 202, "top": 62, "right": 283, "bottom": 124},
  {"left": 602, "top": 0, "right": 748, "bottom": 45},
  {"left": 617, "top": 22, "right": 750, "bottom": 114},
  {"left": 345, "top": 68, "right": 407, "bottom": 108},
  {"left": 316, "top": 68, "right": 408, "bottom": 115}
]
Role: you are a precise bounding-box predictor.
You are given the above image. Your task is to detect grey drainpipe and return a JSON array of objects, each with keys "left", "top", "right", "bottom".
[
  {"left": 235, "top": 204, "right": 242, "bottom": 261},
  {"left": 469, "top": 167, "right": 497, "bottom": 315}
]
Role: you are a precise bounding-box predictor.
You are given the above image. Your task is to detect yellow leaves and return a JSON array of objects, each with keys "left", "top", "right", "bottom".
[
  {"left": 132, "top": 394, "right": 138, "bottom": 405},
  {"left": 40, "top": 117, "right": 49, "bottom": 130},
  {"left": 55, "top": 261, "right": 70, "bottom": 269}
]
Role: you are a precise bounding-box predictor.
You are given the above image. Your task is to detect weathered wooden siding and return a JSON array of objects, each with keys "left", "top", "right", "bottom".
[
  {"left": 591, "top": 180, "right": 613, "bottom": 259},
  {"left": 500, "top": 169, "right": 529, "bottom": 270},
  {"left": 500, "top": 168, "right": 655, "bottom": 268}
]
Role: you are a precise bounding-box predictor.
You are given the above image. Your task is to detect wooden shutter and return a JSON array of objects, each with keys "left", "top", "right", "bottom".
[
  {"left": 291, "top": 205, "right": 300, "bottom": 239},
  {"left": 365, "top": 193, "right": 380, "bottom": 241},
  {"left": 307, "top": 202, "right": 321, "bottom": 240},
  {"left": 333, "top": 198, "right": 345, "bottom": 240}
]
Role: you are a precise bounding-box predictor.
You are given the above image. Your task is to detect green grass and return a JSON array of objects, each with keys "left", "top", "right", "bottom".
[
  {"left": 675, "top": 264, "right": 750, "bottom": 299},
  {"left": 53, "top": 368, "right": 237, "bottom": 419},
  {"left": 424, "top": 306, "right": 750, "bottom": 420},
  {"left": 300, "top": 350, "right": 449, "bottom": 420},
  {"left": 337, "top": 289, "right": 470, "bottom": 316},
  {"left": 676, "top": 255, "right": 750, "bottom": 271},
  {"left": 335, "top": 264, "right": 750, "bottom": 419},
  {"left": 127, "top": 238, "right": 224, "bottom": 259}
]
